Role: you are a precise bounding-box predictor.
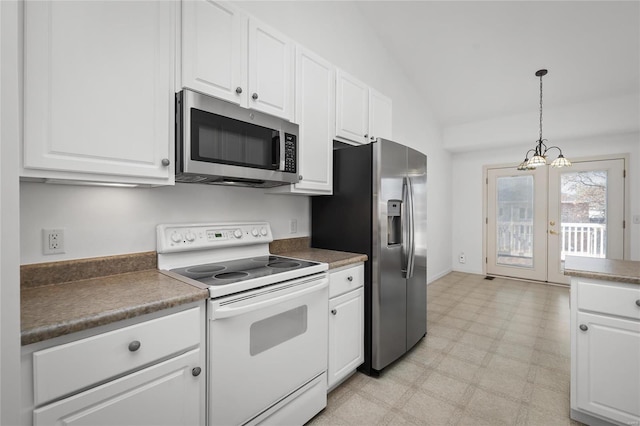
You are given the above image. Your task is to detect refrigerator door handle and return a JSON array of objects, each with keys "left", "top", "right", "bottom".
[
  {"left": 406, "top": 176, "right": 416, "bottom": 278},
  {"left": 401, "top": 178, "right": 409, "bottom": 277}
]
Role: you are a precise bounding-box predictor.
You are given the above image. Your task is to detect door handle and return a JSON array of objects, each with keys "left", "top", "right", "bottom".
[{"left": 549, "top": 230, "right": 559, "bottom": 235}]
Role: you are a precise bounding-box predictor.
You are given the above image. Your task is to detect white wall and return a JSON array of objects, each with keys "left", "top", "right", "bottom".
[
  {"left": 19, "top": 1, "right": 452, "bottom": 281},
  {"left": 451, "top": 132, "right": 640, "bottom": 275},
  {"left": 1, "top": 0, "right": 22, "bottom": 423}
]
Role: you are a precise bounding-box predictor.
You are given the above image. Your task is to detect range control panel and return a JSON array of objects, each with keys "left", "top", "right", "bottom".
[{"left": 157, "top": 222, "right": 273, "bottom": 253}]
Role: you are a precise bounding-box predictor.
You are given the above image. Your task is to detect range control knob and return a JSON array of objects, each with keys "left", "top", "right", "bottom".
[
  {"left": 171, "top": 232, "right": 183, "bottom": 243},
  {"left": 260, "top": 227, "right": 268, "bottom": 236},
  {"left": 185, "top": 232, "right": 196, "bottom": 242},
  {"left": 233, "top": 229, "right": 243, "bottom": 239},
  {"left": 251, "top": 228, "right": 259, "bottom": 237}
]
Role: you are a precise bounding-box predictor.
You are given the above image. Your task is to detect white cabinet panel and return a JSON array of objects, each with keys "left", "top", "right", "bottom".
[
  {"left": 370, "top": 89, "right": 393, "bottom": 141},
  {"left": 181, "top": 1, "right": 293, "bottom": 121},
  {"left": 328, "top": 264, "right": 364, "bottom": 390},
  {"left": 23, "top": 0, "right": 175, "bottom": 184},
  {"left": 335, "top": 70, "right": 369, "bottom": 144},
  {"left": 335, "top": 70, "right": 393, "bottom": 145},
  {"left": 34, "top": 349, "right": 202, "bottom": 426},
  {"left": 574, "top": 312, "right": 640, "bottom": 425},
  {"left": 268, "top": 46, "right": 334, "bottom": 195},
  {"left": 328, "top": 287, "right": 364, "bottom": 390},
  {"left": 181, "top": 0, "right": 247, "bottom": 105}
]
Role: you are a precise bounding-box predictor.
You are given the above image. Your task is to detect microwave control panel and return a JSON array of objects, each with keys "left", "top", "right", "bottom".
[{"left": 284, "top": 133, "right": 297, "bottom": 173}]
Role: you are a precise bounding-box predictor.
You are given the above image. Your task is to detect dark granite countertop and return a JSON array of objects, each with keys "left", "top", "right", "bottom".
[
  {"left": 564, "top": 256, "right": 640, "bottom": 285},
  {"left": 270, "top": 237, "right": 367, "bottom": 269},
  {"left": 20, "top": 253, "right": 208, "bottom": 346}
]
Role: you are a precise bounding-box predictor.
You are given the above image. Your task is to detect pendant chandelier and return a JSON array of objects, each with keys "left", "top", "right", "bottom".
[{"left": 517, "top": 69, "right": 571, "bottom": 170}]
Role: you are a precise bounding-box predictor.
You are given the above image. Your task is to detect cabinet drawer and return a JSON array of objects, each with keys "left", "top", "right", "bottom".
[
  {"left": 577, "top": 280, "right": 640, "bottom": 320},
  {"left": 33, "top": 307, "right": 201, "bottom": 406},
  {"left": 329, "top": 264, "right": 364, "bottom": 298}
]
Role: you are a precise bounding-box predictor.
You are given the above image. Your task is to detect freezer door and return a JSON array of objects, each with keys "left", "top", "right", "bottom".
[
  {"left": 372, "top": 139, "right": 408, "bottom": 371},
  {"left": 406, "top": 147, "right": 427, "bottom": 350}
]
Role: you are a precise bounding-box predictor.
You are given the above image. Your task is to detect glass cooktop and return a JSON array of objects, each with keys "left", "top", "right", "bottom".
[{"left": 170, "top": 255, "right": 320, "bottom": 286}]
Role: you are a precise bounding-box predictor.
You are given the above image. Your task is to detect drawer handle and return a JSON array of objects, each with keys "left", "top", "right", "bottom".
[
  {"left": 252, "top": 93, "right": 259, "bottom": 100},
  {"left": 128, "top": 340, "right": 141, "bottom": 352},
  {"left": 192, "top": 367, "right": 202, "bottom": 377},
  {"left": 636, "top": 299, "right": 640, "bottom": 307},
  {"left": 331, "top": 309, "right": 337, "bottom": 315},
  {"left": 235, "top": 87, "right": 243, "bottom": 94},
  {"left": 579, "top": 324, "right": 588, "bottom": 332},
  {"left": 347, "top": 276, "right": 353, "bottom": 282}
]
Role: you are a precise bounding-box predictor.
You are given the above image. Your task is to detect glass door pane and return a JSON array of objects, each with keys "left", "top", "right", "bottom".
[
  {"left": 486, "top": 166, "right": 547, "bottom": 282},
  {"left": 496, "top": 175, "right": 534, "bottom": 268},
  {"left": 547, "top": 158, "right": 625, "bottom": 284}
]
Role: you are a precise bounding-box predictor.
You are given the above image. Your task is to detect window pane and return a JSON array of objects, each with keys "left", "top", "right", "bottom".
[
  {"left": 496, "top": 175, "right": 534, "bottom": 268},
  {"left": 560, "top": 171, "right": 607, "bottom": 262}
]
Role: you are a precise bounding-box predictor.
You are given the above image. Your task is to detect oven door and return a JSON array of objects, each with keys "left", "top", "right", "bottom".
[{"left": 208, "top": 274, "right": 328, "bottom": 426}]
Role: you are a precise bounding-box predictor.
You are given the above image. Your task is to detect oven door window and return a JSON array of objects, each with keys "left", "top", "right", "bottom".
[
  {"left": 191, "top": 108, "right": 279, "bottom": 170},
  {"left": 250, "top": 306, "right": 307, "bottom": 356}
]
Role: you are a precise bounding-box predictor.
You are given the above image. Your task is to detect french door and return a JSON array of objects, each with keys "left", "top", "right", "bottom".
[{"left": 486, "top": 158, "right": 625, "bottom": 285}]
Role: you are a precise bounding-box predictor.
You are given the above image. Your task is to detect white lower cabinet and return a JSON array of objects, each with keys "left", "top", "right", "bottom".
[
  {"left": 22, "top": 303, "right": 206, "bottom": 426},
  {"left": 571, "top": 277, "right": 640, "bottom": 426},
  {"left": 34, "top": 349, "right": 202, "bottom": 426},
  {"left": 328, "top": 264, "right": 364, "bottom": 390}
]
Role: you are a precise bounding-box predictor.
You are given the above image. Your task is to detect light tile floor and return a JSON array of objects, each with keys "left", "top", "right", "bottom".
[{"left": 308, "top": 272, "right": 583, "bottom": 426}]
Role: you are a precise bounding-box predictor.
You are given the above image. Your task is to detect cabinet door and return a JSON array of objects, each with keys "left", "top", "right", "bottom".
[
  {"left": 335, "top": 70, "right": 369, "bottom": 144},
  {"left": 574, "top": 312, "right": 640, "bottom": 425},
  {"left": 181, "top": 0, "right": 247, "bottom": 105},
  {"left": 328, "top": 287, "right": 364, "bottom": 390},
  {"left": 23, "top": 1, "right": 175, "bottom": 184},
  {"left": 34, "top": 349, "right": 204, "bottom": 426},
  {"left": 247, "top": 19, "right": 294, "bottom": 121},
  {"left": 369, "top": 89, "right": 393, "bottom": 141},
  {"left": 269, "top": 47, "right": 334, "bottom": 195}
]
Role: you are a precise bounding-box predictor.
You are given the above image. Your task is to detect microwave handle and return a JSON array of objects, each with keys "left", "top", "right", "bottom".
[{"left": 272, "top": 133, "right": 282, "bottom": 169}]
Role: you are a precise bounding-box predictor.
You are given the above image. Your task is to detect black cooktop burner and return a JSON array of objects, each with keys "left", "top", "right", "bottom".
[{"left": 170, "top": 255, "right": 318, "bottom": 286}]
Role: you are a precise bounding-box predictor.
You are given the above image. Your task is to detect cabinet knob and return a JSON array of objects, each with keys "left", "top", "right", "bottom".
[
  {"left": 347, "top": 276, "right": 353, "bottom": 282},
  {"left": 252, "top": 93, "right": 259, "bottom": 100},
  {"left": 298, "top": 175, "right": 303, "bottom": 181},
  {"left": 161, "top": 158, "right": 170, "bottom": 167},
  {"left": 192, "top": 367, "right": 202, "bottom": 377},
  {"left": 370, "top": 136, "right": 375, "bottom": 141},
  {"left": 579, "top": 324, "right": 588, "bottom": 332},
  {"left": 331, "top": 309, "right": 337, "bottom": 315},
  {"left": 636, "top": 299, "right": 640, "bottom": 307},
  {"left": 364, "top": 133, "right": 368, "bottom": 138},
  {"left": 236, "top": 87, "right": 243, "bottom": 94},
  {"left": 128, "top": 340, "right": 141, "bottom": 352}
]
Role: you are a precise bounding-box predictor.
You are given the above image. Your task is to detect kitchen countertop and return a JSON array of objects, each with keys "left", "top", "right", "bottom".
[
  {"left": 21, "top": 240, "right": 367, "bottom": 346},
  {"left": 564, "top": 256, "right": 640, "bottom": 285},
  {"left": 270, "top": 237, "right": 367, "bottom": 269},
  {"left": 21, "top": 253, "right": 208, "bottom": 346}
]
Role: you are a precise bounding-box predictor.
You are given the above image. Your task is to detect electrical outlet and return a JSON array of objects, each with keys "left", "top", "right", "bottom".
[
  {"left": 43, "top": 228, "right": 65, "bottom": 255},
  {"left": 458, "top": 252, "right": 466, "bottom": 264},
  {"left": 289, "top": 219, "right": 297, "bottom": 234}
]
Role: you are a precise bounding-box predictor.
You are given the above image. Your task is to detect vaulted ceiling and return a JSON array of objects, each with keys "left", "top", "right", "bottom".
[{"left": 355, "top": 1, "right": 640, "bottom": 129}]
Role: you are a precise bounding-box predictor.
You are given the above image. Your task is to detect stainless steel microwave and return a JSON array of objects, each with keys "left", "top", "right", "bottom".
[{"left": 175, "top": 89, "right": 299, "bottom": 188}]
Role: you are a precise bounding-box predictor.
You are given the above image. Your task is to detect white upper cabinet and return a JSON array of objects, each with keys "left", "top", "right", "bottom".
[
  {"left": 181, "top": 0, "right": 247, "bottom": 105},
  {"left": 181, "top": 0, "right": 294, "bottom": 121},
  {"left": 335, "top": 70, "right": 392, "bottom": 145},
  {"left": 268, "top": 46, "right": 335, "bottom": 195},
  {"left": 23, "top": 0, "right": 176, "bottom": 185},
  {"left": 247, "top": 19, "right": 295, "bottom": 121},
  {"left": 335, "top": 70, "right": 369, "bottom": 144},
  {"left": 369, "top": 89, "right": 393, "bottom": 141}
]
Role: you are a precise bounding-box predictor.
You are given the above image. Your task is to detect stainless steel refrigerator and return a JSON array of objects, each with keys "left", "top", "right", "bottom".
[{"left": 312, "top": 138, "right": 427, "bottom": 375}]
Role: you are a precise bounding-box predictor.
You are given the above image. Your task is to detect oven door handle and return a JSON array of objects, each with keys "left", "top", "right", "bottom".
[{"left": 211, "top": 278, "right": 328, "bottom": 320}]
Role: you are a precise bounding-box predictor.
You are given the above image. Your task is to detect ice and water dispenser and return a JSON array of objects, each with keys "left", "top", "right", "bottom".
[{"left": 387, "top": 200, "right": 402, "bottom": 246}]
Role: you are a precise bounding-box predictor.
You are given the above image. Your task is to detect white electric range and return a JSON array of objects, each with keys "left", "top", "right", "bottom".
[{"left": 157, "top": 222, "right": 328, "bottom": 426}]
